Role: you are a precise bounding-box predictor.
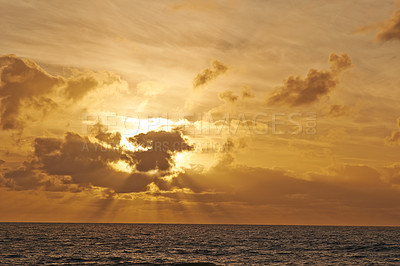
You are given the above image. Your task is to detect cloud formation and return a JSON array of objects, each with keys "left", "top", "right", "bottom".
[
  {"left": 0, "top": 55, "right": 63, "bottom": 130},
  {"left": 171, "top": 161, "right": 400, "bottom": 217},
  {"left": 385, "top": 117, "right": 400, "bottom": 145},
  {"left": 217, "top": 86, "right": 255, "bottom": 104},
  {"left": 192, "top": 60, "right": 228, "bottom": 88},
  {"left": 218, "top": 90, "right": 238, "bottom": 103},
  {"left": 125, "top": 130, "right": 193, "bottom": 172},
  {"left": 327, "top": 104, "right": 351, "bottom": 117},
  {"left": 91, "top": 123, "right": 122, "bottom": 148},
  {"left": 0, "top": 54, "right": 124, "bottom": 130},
  {"left": 1, "top": 129, "right": 192, "bottom": 193},
  {"left": 267, "top": 53, "right": 352, "bottom": 106},
  {"left": 3, "top": 127, "right": 400, "bottom": 225},
  {"left": 241, "top": 86, "right": 254, "bottom": 99},
  {"left": 376, "top": 10, "right": 400, "bottom": 42}
]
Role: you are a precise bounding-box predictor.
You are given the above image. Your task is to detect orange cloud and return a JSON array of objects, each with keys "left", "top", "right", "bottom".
[
  {"left": 376, "top": 10, "right": 400, "bottom": 42},
  {"left": 0, "top": 55, "right": 63, "bottom": 130},
  {"left": 0, "top": 54, "right": 124, "bottom": 130}
]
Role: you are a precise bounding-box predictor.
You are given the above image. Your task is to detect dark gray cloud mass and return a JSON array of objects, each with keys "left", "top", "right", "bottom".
[
  {"left": 125, "top": 130, "right": 193, "bottom": 172},
  {"left": 1, "top": 129, "right": 192, "bottom": 193}
]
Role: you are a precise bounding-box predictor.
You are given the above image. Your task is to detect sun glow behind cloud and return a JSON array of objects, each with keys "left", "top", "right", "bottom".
[{"left": 2, "top": 0, "right": 400, "bottom": 226}]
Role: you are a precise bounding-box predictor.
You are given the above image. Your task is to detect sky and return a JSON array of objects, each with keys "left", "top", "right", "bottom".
[{"left": 1, "top": 0, "right": 400, "bottom": 225}]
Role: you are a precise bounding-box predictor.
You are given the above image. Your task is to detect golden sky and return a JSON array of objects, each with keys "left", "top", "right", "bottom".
[{"left": 1, "top": 0, "right": 400, "bottom": 225}]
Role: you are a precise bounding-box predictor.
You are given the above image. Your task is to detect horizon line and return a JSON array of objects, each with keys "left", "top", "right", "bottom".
[{"left": 0, "top": 221, "right": 399, "bottom": 227}]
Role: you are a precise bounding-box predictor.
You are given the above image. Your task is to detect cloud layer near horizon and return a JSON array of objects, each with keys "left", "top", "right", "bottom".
[{"left": 2, "top": 128, "right": 192, "bottom": 194}]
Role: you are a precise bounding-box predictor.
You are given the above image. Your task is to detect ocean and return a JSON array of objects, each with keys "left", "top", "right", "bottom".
[{"left": 0, "top": 223, "right": 399, "bottom": 265}]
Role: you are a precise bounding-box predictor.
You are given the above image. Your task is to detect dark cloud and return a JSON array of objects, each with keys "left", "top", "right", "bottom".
[
  {"left": 376, "top": 10, "right": 400, "bottom": 42},
  {"left": 192, "top": 60, "right": 228, "bottom": 88},
  {"left": 218, "top": 90, "right": 238, "bottom": 103},
  {"left": 3, "top": 128, "right": 400, "bottom": 224},
  {"left": 125, "top": 130, "right": 193, "bottom": 172},
  {"left": 30, "top": 96, "right": 58, "bottom": 116},
  {"left": 267, "top": 53, "right": 352, "bottom": 106},
  {"left": 2, "top": 131, "right": 129, "bottom": 192},
  {"left": 2, "top": 129, "right": 192, "bottom": 193},
  {"left": 64, "top": 71, "right": 121, "bottom": 101},
  {"left": 0, "top": 54, "right": 63, "bottom": 130},
  {"left": 64, "top": 75, "right": 99, "bottom": 100},
  {"left": 0, "top": 54, "right": 123, "bottom": 130},
  {"left": 170, "top": 162, "right": 400, "bottom": 221},
  {"left": 91, "top": 123, "right": 122, "bottom": 148},
  {"left": 2, "top": 159, "right": 82, "bottom": 192}
]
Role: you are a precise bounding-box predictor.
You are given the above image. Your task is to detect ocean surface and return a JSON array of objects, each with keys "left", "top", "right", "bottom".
[{"left": 0, "top": 223, "right": 399, "bottom": 265}]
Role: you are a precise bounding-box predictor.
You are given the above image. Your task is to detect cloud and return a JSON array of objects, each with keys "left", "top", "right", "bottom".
[
  {"left": 91, "top": 123, "right": 122, "bottom": 148},
  {"left": 172, "top": 161, "right": 398, "bottom": 206},
  {"left": 327, "top": 104, "right": 351, "bottom": 117},
  {"left": 382, "top": 163, "right": 400, "bottom": 184},
  {"left": 215, "top": 137, "right": 248, "bottom": 165},
  {"left": 0, "top": 54, "right": 63, "bottom": 130},
  {"left": 385, "top": 117, "right": 400, "bottom": 145},
  {"left": 3, "top": 127, "right": 400, "bottom": 225},
  {"left": 0, "top": 54, "right": 124, "bottom": 130},
  {"left": 311, "top": 164, "right": 385, "bottom": 188},
  {"left": 125, "top": 130, "right": 193, "bottom": 172},
  {"left": 64, "top": 74, "right": 99, "bottom": 100},
  {"left": 218, "top": 87, "right": 254, "bottom": 104},
  {"left": 376, "top": 10, "right": 400, "bottom": 42},
  {"left": 267, "top": 53, "right": 352, "bottom": 106},
  {"left": 218, "top": 90, "right": 238, "bottom": 103},
  {"left": 2, "top": 131, "right": 133, "bottom": 192},
  {"left": 241, "top": 86, "right": 254, "bottom": 99},
  {"left": 329, "top": 53, "right": 352, "bottom": 74},
  {"left": 1, "top": 129, "right": 192, "bottom": 193},
  {"left": 192, "top": 60, "right": 228, "bottom": 89}
]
